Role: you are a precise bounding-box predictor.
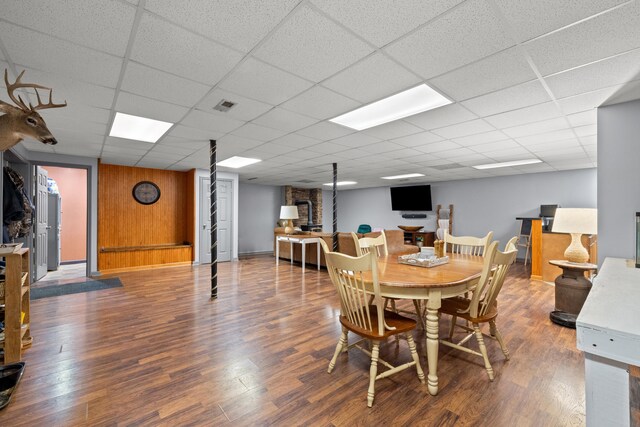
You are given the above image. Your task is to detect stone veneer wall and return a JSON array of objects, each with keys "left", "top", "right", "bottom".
[{"left": 284, "top": 186, "right": 322, "bottom": 227}]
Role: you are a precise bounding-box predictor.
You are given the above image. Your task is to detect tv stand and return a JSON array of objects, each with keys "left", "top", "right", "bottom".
[{"left": 401, "top": 230, "right": 435, "bottom": 246}]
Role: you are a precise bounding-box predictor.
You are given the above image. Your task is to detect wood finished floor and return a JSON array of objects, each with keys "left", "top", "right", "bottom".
[{"left": 1, "top": 256, "right": 585, "bottom": 426}]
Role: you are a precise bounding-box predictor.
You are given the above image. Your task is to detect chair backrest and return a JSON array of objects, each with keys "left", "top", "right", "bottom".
[
  {"left": 504, "top": 236, "right": 518, "bottom": 253},
  {"left": 444, "top": 230, "right": 493, "bottom": 256},
  {"left": 324, "top": 249, "right": 385, "bottom": 336},
  {"left": 357, "top": 233, "right": 388, "bottom": 257},
  {"left": 519, "top": 218, "right": 532, "bottom": 236},
  {"left": 469, "top": 241, "right": 517, "bottom": 318}
]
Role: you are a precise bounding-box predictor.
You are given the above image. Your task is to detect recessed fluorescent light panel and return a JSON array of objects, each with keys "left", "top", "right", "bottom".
[
  {"left": 329, "top": 84, "right": 452, "bottom": 130},
  {"left": 109, "top": 112, "right": 173, "bottom": 143},
  {"left": 217, "top": 156, "right": 261, "bottom": 168},
  {"left": 473, "top": 159, "right": 542, "bottom": 170},
  {"left": 323, "top": 181, "right": 357, "bottom": 186},
  {"left": 381, "top": 173, "right": 425, "bottom": 180}
]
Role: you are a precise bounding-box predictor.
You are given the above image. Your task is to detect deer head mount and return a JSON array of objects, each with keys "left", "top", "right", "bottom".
[{"left": 0, "top": 69, "right": 67, "bottom": 152}]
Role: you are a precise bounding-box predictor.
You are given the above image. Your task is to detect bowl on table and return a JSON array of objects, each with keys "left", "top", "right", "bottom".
[{"left": 397, "top": 225, "right": 424, "bottom": 232}]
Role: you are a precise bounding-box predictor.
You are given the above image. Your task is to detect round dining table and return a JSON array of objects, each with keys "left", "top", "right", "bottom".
[{"left": 373, "top": 253, "right": 486, "bottom": 395}]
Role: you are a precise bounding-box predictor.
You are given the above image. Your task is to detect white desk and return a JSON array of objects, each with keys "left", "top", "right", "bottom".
[
  {"left": 275, "top": 235, "right": 321, "bottom": 273},
  {"left": 577, "top": 257, "right": 640, "bottom": 427}
]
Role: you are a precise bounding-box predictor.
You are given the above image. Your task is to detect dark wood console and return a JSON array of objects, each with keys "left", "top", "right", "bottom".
[{"left": 402, "top": 231, "right": 435, "bottom": 246}]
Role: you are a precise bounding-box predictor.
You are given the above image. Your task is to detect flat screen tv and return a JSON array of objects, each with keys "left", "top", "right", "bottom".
[{"left": 390, "top": 185, "right": 432, "bottom": 211}]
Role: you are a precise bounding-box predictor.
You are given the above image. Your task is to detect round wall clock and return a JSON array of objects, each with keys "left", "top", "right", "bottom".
[{"left": 132, "top": 181, "right": 161, "bottom": 205}]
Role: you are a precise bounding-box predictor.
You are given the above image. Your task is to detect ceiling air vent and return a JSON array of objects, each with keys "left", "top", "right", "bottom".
[
  {"left": 296, "top": 179, "right": 315, "bottom": 184},
  {"left": 213, "top": 99, "right": 236, "bottom": 112},
  {"left": 247, "top": 177, "right": 258, "bottom": 181}
]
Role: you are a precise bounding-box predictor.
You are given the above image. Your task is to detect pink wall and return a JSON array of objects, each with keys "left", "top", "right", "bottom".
[{"left": 45, "top": 166, "right": 87, "bottom": 262}]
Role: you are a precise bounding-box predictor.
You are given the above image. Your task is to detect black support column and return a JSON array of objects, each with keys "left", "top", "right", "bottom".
[
  {"left": 332, "top": 162, "right": 338, "bottom": 251},
  {"left": 210, "top": 139, "right": 218, "bottom": 299}
]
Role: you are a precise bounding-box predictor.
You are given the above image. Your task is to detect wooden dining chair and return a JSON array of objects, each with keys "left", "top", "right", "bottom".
[
  {"left": 356, "top": 233, "right": 388, "bottom": 257},
  {"left": 323, "top": 249, "right": 425, "bottom": 407},
  {"left": 439, "top": 240, "right": 517, "bottom": 381},
  {"left": 444, "top": 230, "right": 493, "bottom": 257},
  {"left": 504, "top": 236, "right": 518, "bottom": 253}
]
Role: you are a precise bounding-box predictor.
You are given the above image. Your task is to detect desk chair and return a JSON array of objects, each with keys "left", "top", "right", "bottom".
[
  {"left": 439, "top": 241, "right": 517, "bottom": 381},
  {"left": 323, "top": 248, "right": 425, "bottom": 407}
]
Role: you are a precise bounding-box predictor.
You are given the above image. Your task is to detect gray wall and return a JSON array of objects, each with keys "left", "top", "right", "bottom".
[
  {"left": 328, "top": 169, "right": 597, "bottom": 255},
  {"left": 238, "top": 182, "right": 282, "bottom": 254},
  {"left": 598, "top": 99, "right": 640, "bottom": 265}
]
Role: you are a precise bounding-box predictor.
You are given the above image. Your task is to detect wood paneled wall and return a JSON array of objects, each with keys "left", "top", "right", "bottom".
[{"left": 98, "top": 164, "right": 195, "bottom": 272}]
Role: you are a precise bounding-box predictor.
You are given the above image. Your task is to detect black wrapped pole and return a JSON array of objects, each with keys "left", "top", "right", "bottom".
[
  {"left": 210, "top": 139, "right": 218, "bottom": 299},
  {"left": 332, "top": 162, "right": 338, "bottom": 251}
]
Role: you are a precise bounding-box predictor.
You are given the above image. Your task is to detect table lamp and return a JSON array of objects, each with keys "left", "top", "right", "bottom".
[
  {"left": 280, "top": 205, "right": 299, "bottom": 234},
  {"left": 551, "top": 208, "right": 597, "bottom": 263}
]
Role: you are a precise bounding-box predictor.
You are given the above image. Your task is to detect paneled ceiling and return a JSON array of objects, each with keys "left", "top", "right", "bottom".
[{"left": 1, "top": 0, "right": 639, "bottom": 188}]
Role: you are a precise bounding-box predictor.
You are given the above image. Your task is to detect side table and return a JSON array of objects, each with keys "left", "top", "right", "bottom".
[
  {"left": 276, "top": 235, "right": 321, "bottom": 273},
  {"left": 548, "top": 259, "right": 597, "bottom": 328}
]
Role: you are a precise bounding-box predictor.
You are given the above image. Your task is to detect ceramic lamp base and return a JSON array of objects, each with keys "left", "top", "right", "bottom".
[
  {"left": 564, "top": 233, "right": 589, "bottom": 263},
  {"left": 284, "top": 220, "right": 294, "bottom": 235}
]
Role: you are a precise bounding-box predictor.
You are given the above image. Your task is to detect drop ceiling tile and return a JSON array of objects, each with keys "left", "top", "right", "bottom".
[
  {"left": 252, "top": 108, "right": 318, "bottom": 133},
  {"left": 461, "top": 80, "right": 552, "bottom": 117},
  {"left": 526, "top": 138, "right": 581, "bottom": 152},
  {"left": 294, "top": 121, "right": 354, "bottom": 141},
  {"left": 525, "top": 1, "right": 640, "bottom": 75},
  {"left": 567, "top": 110, "right": 597, "bottom": 127},
  {"left": 1, "top": 0, "right": 136, "bottom": 56},
  {"left": 385, "top": 0, "right": 513, "bottom": 79},
  {"left": 483, "top": 102, "right": 562, "bottom": 128},
  {"left": 54, "top": 144, "right": 103, "bottom": 157},
  {"left": 280, "top": 86, "right": 360, "bottom": 120},
  {"left": 254, "top": 5, "right": 373, "bottom": 82},
  {"left": 182, "top": 109, "right": 245, "bottom": 134},
  {"left": 392, "top": 131, "right": 444, "bottom": 147},
  {"left": 574, "top": 124, "right": 597, "bottom": 137},
  {"left": 331, "top": 133, "right": 380, "bottom": 148},
  {"left": 472, "top": 139, "right": 522, "bottom": 153},
  {"left": 601, "top": 80, "right": 640, "bottom": 106},
  {"left": 415, "top": 140, "right": 461, "bottom": 154},
  {"left": 580, "top": 135, "right": 597, "bottom": 146},
  {"left": 100, "top": 156, "right": 139, "bottom": 167},
  {"left": 321, "top": 52, "right": 422, "bottom": 104},
  {"left": 141, "top": 151, "right": 184, "bottom": 161},
  {"left": 430, "top": 47, "right": 536, "bottom": 101},
  {"left": 48, "top": 117, "right": 107, "bottom": 136},
  {"left": 303, "top": 142, "right": 347, "bottom": 155},
  {"left": 151, "top": 143, "right": 198, "bottom": 156},
  {"left": 431, "top": 119, "right": 495, "bottom": 139},
  {"left": 104, "top": 136, "right": 153, "bottom": 151},
  {"left": 452, "top": 131, "right": 510, "bottom": 147},
  {"left": 49, "top": 103, "right": 111, "bottom": 125},
  {"left": 132, "top": 12, "right": 243, "bottom": 85},
  {"left": 231, "top": 123, "right": 288, "bottom": 142},
  {"left": 545, "top": 48, "right": 640, "bottom": 99},
  {"left": 137, "top": 158, "right": 176, "bottom": 169},
  {"left": 556, "top": 85, "right": 623, "bottom": 114},
  {"left": 435, "top": 147, "right": 478, "bottom": 158},
  {"left": 217, "top": 134, "right": 264, "bottom": 150},
  {"left": 145, "top": 0, "right": 298, "bottom": 52},
  {"left": 494, "top": 0, "right": 626, "bottom": 43},
  {"left": 502, "top": 117, "right": 569, "bottom": 138},
  {"left": 116, "top": 91, "right": 189, "bottom": 123},
  {"left": 362, "top": 120, "right": 424, "bottom": 140},
  {"left": 484, "top": 147, "right": 533, "bottom": 160},
  {"left": 404, "top": 103, "right": 478, "bottom": 130},
  {"left": 197, "top": 88, "right": 273, "bottom": 121},
  {"left": 219, "top": 57, "right": 313, "bottom": 105},
  {"left": 250, "top": 142, "right": 292, "bottom": 156},
  {"left": 311, "top": 0, "right": 462, "bottom": 47},
  {"left": 364, "top": 141, "right": 406, "bottom": 154},
  {"left": 168, "top": 125, "right": 224, "bottom": 141},
  {"left": 160, "top": 136, "right": 209, "bottom": 150},
  {"left": 122, "top": 62, "right": 210, "bottom": 107},
  {"left": 49, "top": 129, "right": 105, "bottom": 146},
  {"left": 270, "top": 134, "right": 321, "bottom": 149},
  {"left": 20, "top": 140, "right": 55, "bottom": 153},
  {"left": 0, "top": 22, "right": 123, "bottom": 88},
  {"left": 516, "top": 128, "right": 576, "bottom": 146}
]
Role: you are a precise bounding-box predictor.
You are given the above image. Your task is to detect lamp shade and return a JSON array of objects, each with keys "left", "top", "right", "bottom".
[
  {"left": 552, "top": 208, "right": 597, "bottom": 235},
  {"left": 280, "top": 205, "right": 299, "bottom": 220}
]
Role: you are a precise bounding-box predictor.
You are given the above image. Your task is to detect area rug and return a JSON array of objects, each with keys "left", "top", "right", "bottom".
[{"left": 31, "top": 278, "right": 123, "bottom": 300}]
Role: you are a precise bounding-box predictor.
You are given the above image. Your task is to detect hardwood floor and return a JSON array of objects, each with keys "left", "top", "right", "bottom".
[{"left": 0, "top": 256, "right": 585, "bottom": 426}]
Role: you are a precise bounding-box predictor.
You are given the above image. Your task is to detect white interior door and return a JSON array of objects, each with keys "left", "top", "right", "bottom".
[
  {"left": 199, "top": 178, "right": 232, "bottom": 263},
  {"left": 35, "top": 166, "right": 49, "bottom": 280}
]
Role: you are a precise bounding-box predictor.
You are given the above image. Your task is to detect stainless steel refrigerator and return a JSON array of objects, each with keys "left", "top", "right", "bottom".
[{"left": 47, "top": 193, "right": 61, "bottom": 271}]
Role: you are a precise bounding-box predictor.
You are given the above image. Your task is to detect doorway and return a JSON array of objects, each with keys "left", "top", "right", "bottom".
[
  {"left": 36, "top": 165, "right": 88, "bottom": 282},
  {"left": 199, "top": 177, "right": 232, "bottom": 264}
]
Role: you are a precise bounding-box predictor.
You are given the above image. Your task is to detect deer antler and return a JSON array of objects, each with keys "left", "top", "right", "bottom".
[{"left": 4, "top": 69, "right": 66, "bottom": 112}]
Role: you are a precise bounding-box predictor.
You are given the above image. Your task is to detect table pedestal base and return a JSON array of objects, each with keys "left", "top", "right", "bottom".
[{"left": 550, "top": 310, "right": 577, "bottom": 328}]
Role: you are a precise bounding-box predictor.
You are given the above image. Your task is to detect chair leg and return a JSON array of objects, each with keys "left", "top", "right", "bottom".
[
  {"left": 367, "top": 342, "right": 380, "bottom": 407},
  {"left": 406, "top": 333, "right": 425, "bottom": 384},
  {"left": 473, "top": 323, "right": 494, "bottom": 381},
  {"left": 328, "top": 328, "right": 348, "bottom": 374},
  {"left": 413, "top": 300, "right": 425, "bottom": 329},
  {"left": 524, "top": 241, "right": 530, "bottom": 267},
  {"left": 448, "top": 315, "right": 457, "bottom": 341},
  {"left": 490, "top": 320, "right": 510, "bottom": 360}
]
